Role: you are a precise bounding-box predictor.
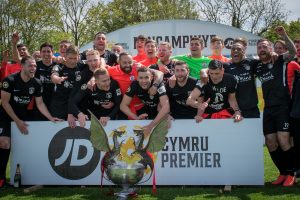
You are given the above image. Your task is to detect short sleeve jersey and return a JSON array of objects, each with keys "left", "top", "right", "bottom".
[
  {"left": 171, "top": 55, "right": 211, "bottom": 79},
  {"left": 140, "top": 57, "right": 158, "bottom": 67},
  {"left": 80, "top": 50, "right": 117, "bottom": 66},
  {"left": 166, "top": 76, "right": 198, "bottom": 119},
  {"left": 126, "top": 81, "right": 166, "bottom": 108},
  {"left": 69, "top": 79, "right": 122, "bottom": 119},
  {"left": 224, "top": 59, "right": 258, "bottom": 110},
  {"left": 255, "top": 55, "right": 290, "bottom": 107},
  {"left": 51, "top": 64, "right": 81, "bottom": 101},
  {"left": 35, "top": 60, "right": 56, "bottom": 106},
  {"left": 150, "top": 60, "right": 175, "bottom": 83},
  {"left": 108, "top": 64, "right": 142, "bottom": 109},
  {"left": 72, "top": 67, "right": 94, "bottom": 89},
  {"left": 196, "top": 73, "right": 237, "bottom": 114},
  {"left": 0, "top": 72, "right": 42, "bottom": 120},
  {"left": 133, "top": 53, "right": 147, "bottom": 62}
]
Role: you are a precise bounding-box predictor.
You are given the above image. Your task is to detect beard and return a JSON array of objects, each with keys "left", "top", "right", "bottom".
[
  {"left": 176, "top": 75, "right": 188, "bottom": 83},
  {"left": 258, "top": 51, "right": 271, "bottom": 61},
  {"left": 120, "top": 65, "right": 132, "bottom": 73}
]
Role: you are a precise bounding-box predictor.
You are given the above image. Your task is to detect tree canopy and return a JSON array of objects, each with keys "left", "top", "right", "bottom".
[{"left": 0, "top": 0, "right": 297, "bottom": 55}]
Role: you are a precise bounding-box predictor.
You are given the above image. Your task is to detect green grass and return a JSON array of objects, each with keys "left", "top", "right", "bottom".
[{"left": 1, "top": 147, "right": 300, "bottom": 200}]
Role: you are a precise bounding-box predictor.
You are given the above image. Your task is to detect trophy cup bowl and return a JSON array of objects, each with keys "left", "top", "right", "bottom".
[{"left": 106, "top": 163, "right": 146, "bottom": 199}]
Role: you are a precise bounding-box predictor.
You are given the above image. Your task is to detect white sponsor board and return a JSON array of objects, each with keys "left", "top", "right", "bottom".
[
  {"left": 80, "top": 19, "right": 261, "bottom": 57},
  {"left": 10, "top": 119, "right": 264, "bottom": 185}
]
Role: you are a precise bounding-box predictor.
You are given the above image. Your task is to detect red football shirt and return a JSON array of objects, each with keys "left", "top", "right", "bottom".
[
  {"left": 287, "top": 61, "right": 300, "bottom": 95},
  {"left": 133, "top": 53, "right": 147, "bottom": 63},
  {"left": 140, "top": 57, "right": 158, "bottom": 67},
  {"left": 107, "top": 64, "right": 144, "bottom": 116},
  {"left": 1, "top": 61, "right": 22, "bottom": 81}
]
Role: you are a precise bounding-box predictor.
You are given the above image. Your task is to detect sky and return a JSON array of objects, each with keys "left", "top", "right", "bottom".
[{"left": 284, "top": 0, "right": 300, "bottom": 21}]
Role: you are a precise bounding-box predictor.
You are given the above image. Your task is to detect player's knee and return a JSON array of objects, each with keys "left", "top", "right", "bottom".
[
  {"left": 277, "top": 133, "right": 291, "bottom": 151},
  {"left": 265, "top": 138, "right": 278, "bottom": 151},
  {"left": 278, "top": 141, "right": 291, "bottom": 151}
]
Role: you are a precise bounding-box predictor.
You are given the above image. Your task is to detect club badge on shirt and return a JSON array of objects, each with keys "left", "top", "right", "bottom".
[
  {"left": 106, "top": 92, "right": 112, "bottom": 99},
  {"left": 130, "top": 76, "right": 135, "bottom": 81},
  {"left": 81, "top": 84, "right": 87, "bottom": 90},
  {"left": 2, "top": 82, "right": 9, "bottom": 89},
  {"left": 29, "top": 87, "right": 35, "bottom": 94}
]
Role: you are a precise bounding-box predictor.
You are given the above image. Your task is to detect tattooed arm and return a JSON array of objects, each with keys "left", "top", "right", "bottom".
[{"left": 275, "top": 26, "right": 296, "bottom": 62}]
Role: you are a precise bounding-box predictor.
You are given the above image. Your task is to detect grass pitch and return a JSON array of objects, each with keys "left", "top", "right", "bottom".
[{"left": 1, "top": 147, "right": 300, "bottom": 200}]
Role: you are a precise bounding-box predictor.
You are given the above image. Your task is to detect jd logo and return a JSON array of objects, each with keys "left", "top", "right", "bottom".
[
  {"left": 224, "top": 38, "right": 234, "bottom": 49},
  {"left": 48, "top": 127, "right": 100, "bottom": 180}
]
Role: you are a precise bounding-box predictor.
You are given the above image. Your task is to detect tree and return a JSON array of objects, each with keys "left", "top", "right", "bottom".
[
  {"left": 197, "top": 0, "right": 288, "bottom": 35},
  {"left": 263, "top": 20, "right": 300, "bottom": 42},
  {"left": 60, "top": 0, "right": 95, "bottom": 47},
  {"left": 82, "top": 0, "right": 199, "bottom": 45},
  {"left": 0, "top": 0, "right": 63, "bottom": 53},
  {"left": 0, "top": 0, "right": 18, "bottom": 51}
]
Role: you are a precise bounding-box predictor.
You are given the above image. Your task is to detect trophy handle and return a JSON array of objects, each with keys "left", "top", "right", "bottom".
[
  {"left": 102, "top": 170, "right": 114, "bottom": 184},
  {"left": 137, "top": 169, "right": 153, "bottom": 185}
]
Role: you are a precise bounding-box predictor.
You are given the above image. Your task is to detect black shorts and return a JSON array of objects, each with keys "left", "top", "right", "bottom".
[
  {"left": 241, "top": 107, "right": 260, "bottom": 118},
  {"left": 0, "top": 119, "right": 11, "bottom": 137},
  {"left": 263, "top": 105, "right": 290, "bottom": 135}
]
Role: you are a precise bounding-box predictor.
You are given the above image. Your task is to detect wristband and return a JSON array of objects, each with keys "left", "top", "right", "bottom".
[{"left": 234, "top": 109, "right": 241, "bottom": 113}]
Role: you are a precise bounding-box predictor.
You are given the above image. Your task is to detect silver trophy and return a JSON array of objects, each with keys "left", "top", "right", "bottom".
[
  {"left": 106, "top": 164, "right": 145, "bottom": 199},
  {"left": 89, "top": 111, "right": 168, "bottom": 199}
]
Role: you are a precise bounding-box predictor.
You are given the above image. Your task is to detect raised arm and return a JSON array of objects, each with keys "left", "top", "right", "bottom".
[
  {"left": 11, "top": 32, "right": 21, "bottom": 63},
  {"left": 275, "top": 26, "right": 296, "bottom": 62}
]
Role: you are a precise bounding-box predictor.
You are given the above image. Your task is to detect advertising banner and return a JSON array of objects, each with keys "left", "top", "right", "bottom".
[
  {"left": 10, "top": 119, "right": 264, "bottom": 185},
  {"left": 79, "top": 20, "right": 261, "bottom": 57}
]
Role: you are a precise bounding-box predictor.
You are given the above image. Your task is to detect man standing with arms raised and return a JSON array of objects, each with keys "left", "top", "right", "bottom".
[{"left": 256, "top": 26, "right": 296, "bottom": 186}]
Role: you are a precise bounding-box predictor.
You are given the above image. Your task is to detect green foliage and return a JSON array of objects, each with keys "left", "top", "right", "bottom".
[
  {"left": 85, "top": 0, "right": 199, "bottom": 35},
  {"left": 263, "top": 20, "right": 300, "bottom": 42},
  {"left": 1, "top": 0, "right": 295, "bottom": 54},
  {"left": 37, "top": 30, "right": 72, "bottom": 52},
  {"left": 0, "top": 0, "right": 63, "bottom": 53}
]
